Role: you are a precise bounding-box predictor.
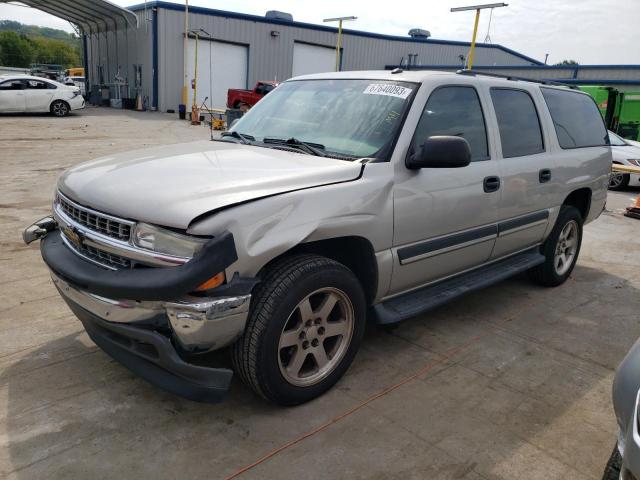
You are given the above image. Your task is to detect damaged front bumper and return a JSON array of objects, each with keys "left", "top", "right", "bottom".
[{"left": 24, "top": 216, "right": 254, "bottom": 403}]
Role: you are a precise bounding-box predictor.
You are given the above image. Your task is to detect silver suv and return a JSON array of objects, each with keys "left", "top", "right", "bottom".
[{"left": 24, "top": 70, "right": 611, "bottom": 405}]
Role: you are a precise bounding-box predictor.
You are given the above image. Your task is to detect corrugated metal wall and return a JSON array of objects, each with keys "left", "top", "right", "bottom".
[{"left": 85, "top": 10, "right": 153, "bottom": 106}]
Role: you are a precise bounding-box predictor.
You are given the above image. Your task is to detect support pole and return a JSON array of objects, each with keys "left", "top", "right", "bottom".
[
  {"left": 467, "top": 9, "right": 481, "bottom": 69},
  {"left": 182, "top": 0, "right": 189, "bottom": 108},
  {"left": 323, "top": 16, "right": 357, "bottom": 73},
  {"left": 335, "top": 19, "right": 342, "bottom": 72},
  {"left": 450, "top": 3, "right": 508, "bottom": 71}
]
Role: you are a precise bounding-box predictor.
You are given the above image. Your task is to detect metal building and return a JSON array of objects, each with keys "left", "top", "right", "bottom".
[
  {"left": 83, "top": 1, "right": 542, "bottom": 112},
  {"left": 68, "top": 0, "right": 640, "bottom": 113}
]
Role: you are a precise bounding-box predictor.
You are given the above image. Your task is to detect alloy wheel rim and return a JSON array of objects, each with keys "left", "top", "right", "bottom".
[
  {"left": 53, "top": 103, "right": 67, "bottom": 116},
  {"left": 278, "top": 287, "right": 354, "bottom": 387},
  {"left": 609, "top": 173, "right": 624, "bottom": 188},
  {"left": 554, "top": 220, "right": 578, "bottom": 276}
]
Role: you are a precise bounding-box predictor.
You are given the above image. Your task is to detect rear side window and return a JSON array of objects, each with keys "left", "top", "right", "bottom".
[
  {"left": 412, "top": 85, "right": 489, "bottom": 161},
  {"left": 541, "top": 87, "right": 608, "bottom": 148},
  {"left": 491, "top": 88, "right": 544, "bottom": 158}
]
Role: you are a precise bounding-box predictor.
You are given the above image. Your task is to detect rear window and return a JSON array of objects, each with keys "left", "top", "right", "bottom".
[
  {"left": 541, "top": 87, "right": 608, "bottom": 149},
  {"left": 491, "top": 88, "right": 544, "bottom": 158}
]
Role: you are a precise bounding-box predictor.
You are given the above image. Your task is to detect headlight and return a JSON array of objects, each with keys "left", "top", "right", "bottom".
[
  {"left": 627, "top": 159, "right": 640, "bottom": 167},
  {"left": 133, "top": 223, "right": 208, "bottom": 258}
]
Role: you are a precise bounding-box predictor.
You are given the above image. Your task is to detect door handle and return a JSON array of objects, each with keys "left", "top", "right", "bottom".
[
  {"left": 483, "top": 176, "right": 501, "bottom": 193},
  {"left": 539, "top": 169, "right": 552, "bottom": 183}
]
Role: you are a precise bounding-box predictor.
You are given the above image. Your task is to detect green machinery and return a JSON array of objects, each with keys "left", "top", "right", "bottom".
[{"left": 580, "top": 86, "right": 640, "bottom": 141}]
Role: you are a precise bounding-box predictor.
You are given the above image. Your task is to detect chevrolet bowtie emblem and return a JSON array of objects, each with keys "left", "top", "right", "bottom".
[{"left": 62, "top": 225, "right": 83, "bottom": 248}]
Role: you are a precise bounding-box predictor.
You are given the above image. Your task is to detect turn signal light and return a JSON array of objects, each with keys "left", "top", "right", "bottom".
[{"left": 195, "top": 272, "right": 225, "bottom": 292}]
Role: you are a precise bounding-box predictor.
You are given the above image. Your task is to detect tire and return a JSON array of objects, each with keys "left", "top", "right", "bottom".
[
  {"left": 231, "top": 254, "right": 366, "bottom": 405},
  {"left": 529, "top": 205, "right": 583, "bottom": 287},
  {"left": 602, "top": 444, "right": 622, "bottom": 480},
  {"left": 609, "top": 170, "right": 630, "bottom": 191},
  {"left": 50, "top": 100, "right": 70, "bottom": 117}
]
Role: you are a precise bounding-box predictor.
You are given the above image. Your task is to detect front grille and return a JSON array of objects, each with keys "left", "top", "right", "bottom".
[
  {"left": 57, "top": 193, "right": 131, "bottom": 241},
  {"left": 67, "top": 238, "right": 132, "bottom": 269}
]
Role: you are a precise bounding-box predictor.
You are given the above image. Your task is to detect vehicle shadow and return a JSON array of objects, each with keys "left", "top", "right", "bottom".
[{"left": 1, "top": 264, "right": 638, "bottom": 479}]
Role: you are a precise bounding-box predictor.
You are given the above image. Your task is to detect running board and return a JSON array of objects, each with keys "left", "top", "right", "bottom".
[{"left": 372, "top": 248, "right": 545, "bottom": 325}]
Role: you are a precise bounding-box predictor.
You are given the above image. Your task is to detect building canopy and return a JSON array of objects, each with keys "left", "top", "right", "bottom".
[{"left": 2, "top": 0, "right": 138, "bottom": 33}]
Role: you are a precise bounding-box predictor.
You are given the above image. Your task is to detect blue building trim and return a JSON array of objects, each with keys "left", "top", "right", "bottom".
[
  {"left": 385, "top": 64, "right": 640, "bottom": 71},
  {"left": 82, "top": 33, "right": 89, "bottom": 93},
  {"left": 127, "top": 1, "right": 543, "bottom": 65},
  {"left": 382, "top": 64, "right": 640, "bottom": 86},
  {"left": 152, "top": 7, "right": 158, "bottom": 109}
]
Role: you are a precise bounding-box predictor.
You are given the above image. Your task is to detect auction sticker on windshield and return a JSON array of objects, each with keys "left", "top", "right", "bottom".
[{"left": 363, "top": 84, "right": 413, "bottom": 99}]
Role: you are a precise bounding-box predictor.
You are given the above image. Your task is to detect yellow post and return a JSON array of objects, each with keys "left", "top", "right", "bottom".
[
  {"left": 467, "top": 8, "right": 481, "bottom": 69},
  {"left": 324, "top": 16, "right": 356, "bottom": 71},
  {"left": 181, "top": 0, "right": 189, "bottom": 108},
  {"left": 192, "top": 32, "right": 198, "bottom": 107},
  {"left": 335, "top": 19, "right": 343, "bottom": 72},
  {"left": 191, "top": 32, "right": 201, "bottom": 125}
]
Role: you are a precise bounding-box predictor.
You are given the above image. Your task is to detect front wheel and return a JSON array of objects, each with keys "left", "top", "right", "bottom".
[
  {"left": 50, "top": 100, "right": 70, "bottom": 117},
  {"left": 231, "top": 254, "right": 366, "bottom": 405},
  {"left": 529, "top": 205, "right": 583, "bottom": 287}
]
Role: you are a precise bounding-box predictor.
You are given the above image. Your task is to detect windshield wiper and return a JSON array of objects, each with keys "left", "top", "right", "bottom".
[
  {"left": 220, "top": 131, "right": 256, "bottom": 145},
  {"left": 263, "top": 137, "right": 327, "bottom": 157}
]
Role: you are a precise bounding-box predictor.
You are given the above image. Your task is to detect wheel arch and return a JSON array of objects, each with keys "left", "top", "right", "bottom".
[
  {"left": 562, "top": 188, "right": 592, "bottom": 220},
  {"left": 260, "top": 236, "right": 378, "bottom": 306}
]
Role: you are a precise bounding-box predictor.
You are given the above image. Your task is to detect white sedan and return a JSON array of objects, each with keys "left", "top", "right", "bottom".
[
  {"left": 0, "top": 75, "right": 85, "bottom": 117},
  {"left": 609, "top": 130, "right": 640, "bottom": 190}
]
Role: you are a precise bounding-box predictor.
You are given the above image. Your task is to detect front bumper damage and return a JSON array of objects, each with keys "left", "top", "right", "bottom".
[{"left": 25, "top": 217, "right": 255, "bottom": 403}]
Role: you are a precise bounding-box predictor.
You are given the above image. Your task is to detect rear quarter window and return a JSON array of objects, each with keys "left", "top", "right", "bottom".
[{"left": 540, "top": 87, "right": 608, "bottom": 149}]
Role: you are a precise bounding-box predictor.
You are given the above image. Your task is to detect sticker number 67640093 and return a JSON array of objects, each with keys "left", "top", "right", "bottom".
[{"left": 363, "top": 84, "right": 413, "bottom": 99}]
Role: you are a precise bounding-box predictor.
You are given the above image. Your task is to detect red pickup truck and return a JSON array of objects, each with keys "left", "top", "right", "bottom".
[{"left": 227, "top": 81, "right": 278, "bottom": 110}]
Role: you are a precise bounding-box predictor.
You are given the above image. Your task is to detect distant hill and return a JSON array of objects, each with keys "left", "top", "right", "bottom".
[
  {"left": 0, "top": 20, "right": 80, "bottom": 45},
  {"left": 0, "top": 20, "right": 81, "bottom": 68}
]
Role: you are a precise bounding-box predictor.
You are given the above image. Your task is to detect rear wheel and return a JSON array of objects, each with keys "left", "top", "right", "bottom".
[
  {"left": 609, "top": 171, "right": 630, "bottom": 191},
  {"left": 50, "top": 100, "right": 70, "bottom": 117},
  {"left": 529, "top": 205, "right": 583, "bottom": 287},
  {"left": 231, "top": 254, "right": 366, "bottom": 405}
]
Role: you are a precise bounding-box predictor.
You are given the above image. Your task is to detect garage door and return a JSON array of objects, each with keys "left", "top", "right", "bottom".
[
  {"left": 187, "top": 39, "right": 248, "bottom": 110},
  {"left": 292, "top": 42, "right": 336, "bottom": 78}
]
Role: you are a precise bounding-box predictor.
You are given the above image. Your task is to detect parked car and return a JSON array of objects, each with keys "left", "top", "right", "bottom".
[
  {"left": 227, "top": 81, "right": 278, "bottom": 110},
  {"left": 63, "top": 76, "right": 86, "bottom": 97},
  {"left": 23, "top": 70, "right": 610, "bottom": 405},
  {"left": 0, "top": 74, "right": 84, "bottom": 116},
  {"left": 604, "top": 338, "right": 640, "bottom": 480},
  {"left": 609, "top": 130, "right": 640, "bottom": 190}
]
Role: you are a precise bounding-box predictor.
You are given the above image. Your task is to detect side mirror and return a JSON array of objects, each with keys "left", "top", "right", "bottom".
[{"left": 406, "top": 136, "right": 472, "bottom": 169}]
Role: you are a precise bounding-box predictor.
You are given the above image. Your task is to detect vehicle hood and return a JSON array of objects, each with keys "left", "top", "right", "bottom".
[{"left": 58, "top": 140, "right": 363, "bottom": 229}]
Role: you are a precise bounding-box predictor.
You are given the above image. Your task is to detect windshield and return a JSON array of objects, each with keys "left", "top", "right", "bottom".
[
  {"left": 608, "top": 131, "right": 628, "bottom": 146},
  {"left": 228, "top": 79, "right": 416, "bottom": 160}
]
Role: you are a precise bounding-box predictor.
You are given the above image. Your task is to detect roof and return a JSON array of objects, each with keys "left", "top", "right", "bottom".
[
  {"left": 287, "top": 70, "right": 575, "bottom": 91},
  {"left": 128, "top": 1, "right": 543, "bottom": 66},
  {"left": 2, "top": 0, "right": 138, "bottom": 33}
]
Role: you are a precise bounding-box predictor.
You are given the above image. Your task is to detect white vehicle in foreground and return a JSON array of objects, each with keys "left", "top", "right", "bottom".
[
  {"left": 0, "top": 74, "right": 85, "bottom": 117},
  {"left": 609, "top": 130, "right": 640, "bottom": 190}
]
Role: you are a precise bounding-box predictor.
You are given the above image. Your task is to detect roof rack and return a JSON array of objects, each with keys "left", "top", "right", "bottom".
[{"left": 456, "top": 69, "right": 579, "bottom": 89}]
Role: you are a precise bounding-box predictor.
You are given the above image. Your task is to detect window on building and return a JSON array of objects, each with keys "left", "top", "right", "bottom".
[
  {"left": 541, "top": 87, "right": 608, "bottom": 148},
  {"left": 491, "top": 88, "right": 544, "bottom": 158},
  {"left": 412, "top": 86, "right": 489, "bottom": 161}
]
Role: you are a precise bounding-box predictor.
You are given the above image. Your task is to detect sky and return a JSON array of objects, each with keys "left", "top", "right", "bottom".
[{"left": 1, "top": 0, "right": 638, "bottom": 65}]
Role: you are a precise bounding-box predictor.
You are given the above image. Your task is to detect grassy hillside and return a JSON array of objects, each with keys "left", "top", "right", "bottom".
[{"left": 0, "top": 20, "right": 82, "bottom": 68}]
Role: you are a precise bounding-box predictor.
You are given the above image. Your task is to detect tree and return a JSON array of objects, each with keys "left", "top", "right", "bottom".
[
  {"left": 554, "top": 59, "right": 579, "bottom": 66},
  {"left": 0, "top": 21, "right": 81, "bottom": 68},
  {"left": 0, "top": 31, "right": 34, "bottom": 68}
]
